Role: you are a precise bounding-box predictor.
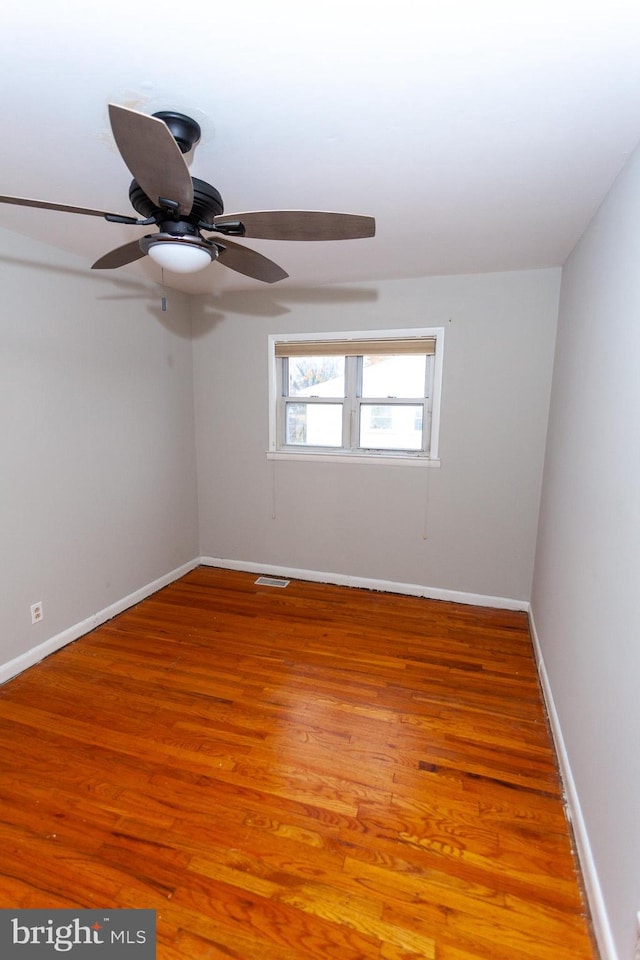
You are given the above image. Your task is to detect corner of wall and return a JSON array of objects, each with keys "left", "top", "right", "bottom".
[{"left": 0, "top": 559, "right": 200, "bottom": 686}]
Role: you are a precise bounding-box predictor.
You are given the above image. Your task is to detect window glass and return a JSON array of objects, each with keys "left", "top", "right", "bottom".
[
  {"left": 361, "top": 354, "right": 427, "bottom": 399},
  {"left": 359, "top": 404, "right": 424, "bottom": 450},
  {"left": 288, "top": 356, "right": 345, "bottom": 398},
  {"left": 285, "top": 402, "right": 343, "bottom": 447}
]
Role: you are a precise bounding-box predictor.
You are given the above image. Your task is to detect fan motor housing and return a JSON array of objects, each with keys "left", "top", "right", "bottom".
[{"left": 129, "top": 177, "right": 224, "bottom": 223}]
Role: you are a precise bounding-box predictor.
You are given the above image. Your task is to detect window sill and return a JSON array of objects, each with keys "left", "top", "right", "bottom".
[{"left": 266, "top": 451, "right": 441, "bottom": 467}]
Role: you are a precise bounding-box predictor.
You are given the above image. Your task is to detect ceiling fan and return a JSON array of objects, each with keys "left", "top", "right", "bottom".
[{"left": 0, "top": 104, "right": 376, "bottom": 283}]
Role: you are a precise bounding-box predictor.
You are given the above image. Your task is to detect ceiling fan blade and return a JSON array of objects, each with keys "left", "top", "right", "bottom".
[
  {"left": 92, "top": 239, "right": 146, "bottom": 270},
  {"left": 214, "top": 210, "right": 376, "bottom": 241},
  {"left": 216, "top": 239, "right": 288, "bottom": 283},
  {"left": 0, "top": 194, "right": 130, "bottom": 219},
  {"left": 108, "top": 104, "right": 194, "bottom": 216}
]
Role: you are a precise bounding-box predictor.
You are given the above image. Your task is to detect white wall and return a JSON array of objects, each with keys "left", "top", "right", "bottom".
[
  {"left": 531, "top": 145, "right": 640, "bottom": 960},
  {"left": 193, "top": 269, "right": 559, "bottom": 604},
  {"left": 0, "top": 227, "right": 199, "bottom": 671}
]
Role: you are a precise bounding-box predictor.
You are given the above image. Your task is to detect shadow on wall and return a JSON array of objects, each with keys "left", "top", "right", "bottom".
[
  {"left": 0, "top": 250, "right": 195, "bottom": 339},
  {"left": 191, "top": 284, "right": 380, "bottom": 337},
  {"left": 0, "top": 250, "right": 153, "bottom": 294},
  {"left": 2, "top": 247, "right": 379, "bottom": 340}
]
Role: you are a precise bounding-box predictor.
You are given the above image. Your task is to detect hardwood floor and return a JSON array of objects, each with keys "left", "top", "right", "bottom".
[{"left": 0, "top": 567, "right": 597, "bottom": 959}]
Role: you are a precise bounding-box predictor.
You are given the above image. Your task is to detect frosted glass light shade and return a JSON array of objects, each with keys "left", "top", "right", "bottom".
[{"left": 147, "top": 241, "right": 213, "bottom": 274}]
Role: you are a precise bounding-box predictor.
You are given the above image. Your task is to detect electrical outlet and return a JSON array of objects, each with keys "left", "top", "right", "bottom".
[{"left": 30, "top": 602, "right": 43, "bottom": 624}]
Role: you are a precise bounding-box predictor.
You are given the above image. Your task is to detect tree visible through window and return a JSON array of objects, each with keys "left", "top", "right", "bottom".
[{"left": 288, "top": 357, "right": 344, "bottom": 395}]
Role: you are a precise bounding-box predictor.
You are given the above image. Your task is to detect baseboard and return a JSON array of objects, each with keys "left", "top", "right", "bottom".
[
  {"left": 199, "top": 556, "right": 529, "bottom": 611},
  {"left": 528, "top": 609, "right": 617, "bottom": 960},
  {"left": 1, "top": 556, "right": 525, "bottom": 685},
  {"left": 0, "top": 558, "right": 200, "bottom": 685}
]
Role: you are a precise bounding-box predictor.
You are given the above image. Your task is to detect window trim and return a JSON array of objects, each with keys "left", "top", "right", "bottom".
[{"left": 267, "top": 327, "right": 445, "bottom": 465}]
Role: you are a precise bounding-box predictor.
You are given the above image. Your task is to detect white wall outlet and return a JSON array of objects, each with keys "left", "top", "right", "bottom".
[{"left": 30, "top": 601, "right": 43, "bottom": 624}]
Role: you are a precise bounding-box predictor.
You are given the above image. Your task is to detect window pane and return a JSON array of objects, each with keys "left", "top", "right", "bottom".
[
  {"left": 359, "top": 404, "right": 424, "bottom": 450},
  {"left": 361, "top": 354, "right": 427, "bottom": 398},
  {"left": 288, "top": 356, "right": 345, "bottom": 397},
  {"left": 286, "top": 402, "right": 343, "bottom": 447}
]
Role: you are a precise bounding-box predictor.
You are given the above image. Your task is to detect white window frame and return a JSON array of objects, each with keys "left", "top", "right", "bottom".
[{"left": 267, "top": 327, "right": 444, "bottom": 466}]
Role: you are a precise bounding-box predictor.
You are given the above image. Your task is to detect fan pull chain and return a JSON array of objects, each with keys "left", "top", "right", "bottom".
[{"left": 161, "top": 268, "right": 167, "bottom": 311}]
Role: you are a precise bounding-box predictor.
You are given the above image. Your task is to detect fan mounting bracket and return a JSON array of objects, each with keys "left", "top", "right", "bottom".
[{"left": 152, "top": 111, "right": 201, "bottom": 154}]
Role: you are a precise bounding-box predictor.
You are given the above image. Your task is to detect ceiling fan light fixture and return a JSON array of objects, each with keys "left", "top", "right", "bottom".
[
  {"left": 143, "top": 235, "right": 216, "bottom": 274},
  {"left": 0, "top": 105, "right": 375, "bottom": 284}
]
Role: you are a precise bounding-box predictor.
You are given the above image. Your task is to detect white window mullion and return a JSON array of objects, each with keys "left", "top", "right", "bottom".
[
  {"left": 344, "top": 355, "right": 359, "bottom": 451},
  {"left": 275, "top": 357, "right": 287, "bottom": 449}
]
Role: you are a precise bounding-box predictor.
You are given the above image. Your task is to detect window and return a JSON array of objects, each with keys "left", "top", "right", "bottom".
[{"left": 268, "top": 328, "right": 444, "bottom": 464}]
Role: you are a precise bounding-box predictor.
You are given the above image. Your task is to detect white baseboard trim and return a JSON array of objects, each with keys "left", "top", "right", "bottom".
[
  {"left": 0, "top": 559, "right": 199, "bottom": 685},
  {"left": 528, "top": 609, "right": 617, "bottom": 960},
  {"left": 200, "top": 556, "right": 529, "bottom": 611},
  {"left": 0, "top": 556, "right": 525, "bottom": 685}
]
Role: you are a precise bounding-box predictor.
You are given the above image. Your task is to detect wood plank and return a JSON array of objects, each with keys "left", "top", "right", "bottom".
[{"left": 0, "top": 567, "right": 597, "bottom": 959}]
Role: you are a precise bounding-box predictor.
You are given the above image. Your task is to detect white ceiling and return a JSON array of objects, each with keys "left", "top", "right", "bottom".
[{"left": 1, "top": 1, "right": 640, "bottom": 294}]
